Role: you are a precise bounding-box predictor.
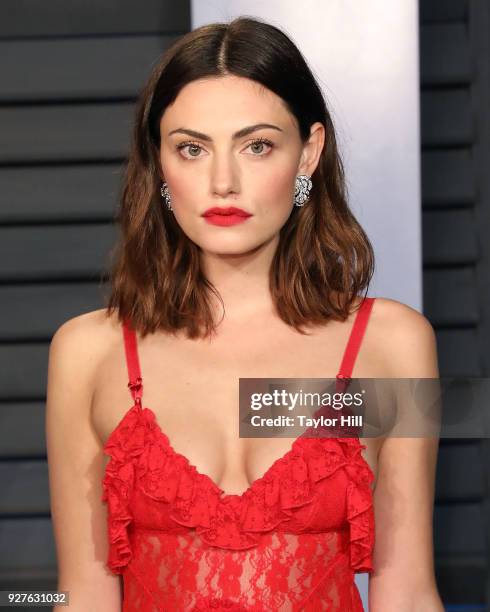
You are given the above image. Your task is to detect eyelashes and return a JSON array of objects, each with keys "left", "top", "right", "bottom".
[
  {"left": 175, "top": 141, "right": 203, "bottom": 158},
  {"left": 176, "top": 137, "right": 274, "bottom": 159}
]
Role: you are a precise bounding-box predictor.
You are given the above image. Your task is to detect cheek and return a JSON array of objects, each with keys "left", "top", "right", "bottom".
[
  {"left": 253, "top": 164, "right": 297, "bottom": 213},
  {"left": 161, "top": 165, "right": 201, "bottom": 209},
  {"left": 168, "top": 180, "right": 194, "bottom": 205}
]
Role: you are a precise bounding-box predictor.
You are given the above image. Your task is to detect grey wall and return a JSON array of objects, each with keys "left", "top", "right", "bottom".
[
  {"left": 422, "top": 0, "right": 490, "bottom": 606},
  {"left": 0, "top": 1, "right": 191, "bottom": 602}
]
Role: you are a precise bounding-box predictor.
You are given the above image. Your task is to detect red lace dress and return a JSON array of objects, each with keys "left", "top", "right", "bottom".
[{"left": 102, "top": 297, "right": 376, "bottom": 611}]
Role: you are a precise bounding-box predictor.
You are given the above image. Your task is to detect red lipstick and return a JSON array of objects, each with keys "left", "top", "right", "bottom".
[{"left": 202, "top": 206, "right": 252, "bottom": 227}]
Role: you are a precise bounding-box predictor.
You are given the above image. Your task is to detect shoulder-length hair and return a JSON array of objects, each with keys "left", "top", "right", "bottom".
[{"left": 104, "top": 16, "right": 375, "bottom": 339}]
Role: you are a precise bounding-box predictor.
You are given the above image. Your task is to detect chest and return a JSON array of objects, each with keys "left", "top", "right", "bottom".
[{"left": 93, "top": 321, "right": 382, "bottom": 496}]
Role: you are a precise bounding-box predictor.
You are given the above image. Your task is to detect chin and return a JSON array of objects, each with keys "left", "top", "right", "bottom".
[{"left": 198, "top": 238, "right": 267, "bottom": 257}]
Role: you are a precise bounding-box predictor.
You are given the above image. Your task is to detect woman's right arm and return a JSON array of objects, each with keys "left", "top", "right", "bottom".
[{"left": 46, "top": 315, "right": 122, "bottom": 611}]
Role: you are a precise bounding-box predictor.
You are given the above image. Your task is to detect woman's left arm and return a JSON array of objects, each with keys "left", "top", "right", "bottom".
[{"left": 368, "top": 300, "right": 444, "bottom": 611}]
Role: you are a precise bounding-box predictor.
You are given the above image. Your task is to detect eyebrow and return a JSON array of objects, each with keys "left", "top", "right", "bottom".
[{"left": 167, "top": 123, "right": 283, "bottom": 141}]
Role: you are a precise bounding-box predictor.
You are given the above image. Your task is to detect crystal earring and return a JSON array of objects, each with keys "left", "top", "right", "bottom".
[
  {"left": 160, "top": 182, "right": 173, "bottom": 211},
  {"left": 294, "top": 174, "right": 313, "bottom": 206}
]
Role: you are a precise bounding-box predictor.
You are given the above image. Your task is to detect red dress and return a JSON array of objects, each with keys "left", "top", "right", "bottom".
[{"left": 102, "top": 297, "right": 376, "bottom": 611}]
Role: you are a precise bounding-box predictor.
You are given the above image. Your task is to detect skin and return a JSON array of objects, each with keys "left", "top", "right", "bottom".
[{"left": 46, "top": 75, "right": 444, "bottom": 610}]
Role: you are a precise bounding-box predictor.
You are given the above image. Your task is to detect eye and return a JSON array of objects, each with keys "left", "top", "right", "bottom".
[
  {"left": 175, "top": 137, "right": 274, "bottom": 160},
  {"left": 246, "top": 138, "right": 274, "bottom": 156},
  {"left": 176, "top": 141, "right": 205, "bottom": 159}
]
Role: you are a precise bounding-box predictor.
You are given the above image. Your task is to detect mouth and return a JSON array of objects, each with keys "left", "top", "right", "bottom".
[
  {"left": 201, "top": 206, "right": 252, "bottom": 227},
  {"left": 202, "top": 206, "right": 252, "bottom": 218}
]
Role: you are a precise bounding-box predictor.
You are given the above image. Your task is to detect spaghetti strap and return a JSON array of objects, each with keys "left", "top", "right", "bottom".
[
  {"left": 121, "top": 299, "right": 374, "bottom": 404},
  {"left": 336, "top": 297, "right": 375, "bottom": 383},
  {"left": 122, "top": 318, "right": 143, "bottom": 405}
]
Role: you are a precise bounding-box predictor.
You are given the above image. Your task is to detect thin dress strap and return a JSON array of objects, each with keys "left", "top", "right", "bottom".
[
  {"left": 336, "top": 297, "right": 375, "bottom": 390},
  {"left": 120, "top": 300, "right": 373, "bottom": 404},
  {"left": 122, "top": 318, "right": 143, "bottom": 406}
]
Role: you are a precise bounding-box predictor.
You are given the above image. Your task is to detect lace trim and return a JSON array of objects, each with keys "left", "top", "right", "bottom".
[
  {"left": 102, "top": 404, "right": 374, "bottom": 574},
  {"left": 101, "top": 453, "right": 134, "bottom": 573}
]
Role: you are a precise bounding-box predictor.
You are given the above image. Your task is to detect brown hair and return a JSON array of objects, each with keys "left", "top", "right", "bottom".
[{"left": 104, "top": 16, "right": 375, "bottom": 339}]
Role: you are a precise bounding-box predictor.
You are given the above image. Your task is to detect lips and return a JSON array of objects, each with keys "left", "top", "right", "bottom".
[
  {"left": 202, "top": 206, "right": 252, "bottom": 217},
  {"left": 202, "top": 206, "right": 252, "bottom": 227}
]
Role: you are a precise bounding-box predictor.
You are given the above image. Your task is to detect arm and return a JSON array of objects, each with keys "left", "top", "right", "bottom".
[
  {"left": 368, "top": 299, "right": 444, "bottom": 611},
  {"left": 46, "top": 314, "right": 121, "bottom": 611}
]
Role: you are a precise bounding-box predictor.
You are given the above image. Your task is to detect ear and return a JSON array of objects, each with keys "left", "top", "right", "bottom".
[{"left": 297, "top": 122, "right": 325, "bottom": 176}]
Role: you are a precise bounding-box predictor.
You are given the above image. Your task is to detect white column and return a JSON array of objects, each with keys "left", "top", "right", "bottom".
[{"left": 192, "top": 0, "right": 422, "bottom": 312}]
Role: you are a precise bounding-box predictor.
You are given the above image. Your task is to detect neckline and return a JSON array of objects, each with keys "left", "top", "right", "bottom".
[
  {"left": 111, "top": 297, "right": 376, "bottom": 501},
  {"left": 104, "top": 401, "right": 372, "bottom": 502}
]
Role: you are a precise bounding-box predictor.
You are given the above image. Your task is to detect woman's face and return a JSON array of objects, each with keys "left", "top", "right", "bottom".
[{"left": 159, "top": 75, "right": 324, "bottom": 255}]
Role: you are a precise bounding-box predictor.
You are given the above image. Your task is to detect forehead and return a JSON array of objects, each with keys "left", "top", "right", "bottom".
[{"left": 160, "top": 75, "right": 296, "bottom": 132}]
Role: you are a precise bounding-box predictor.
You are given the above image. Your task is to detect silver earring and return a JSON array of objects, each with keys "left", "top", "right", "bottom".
[
  {"left": 294, "top": 174, "right": 313, "bottom": 206},
  {"left": 160, "top": 182, "right": 173, "bottom": 211}
]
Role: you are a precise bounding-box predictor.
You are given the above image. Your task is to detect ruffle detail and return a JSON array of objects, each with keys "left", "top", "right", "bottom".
[
  {"left": 138, "top": 436, "right": 318, "bottom": 551},
  {"left": 102, "top": 404, "right": 375, "bottom": 574},
  {"left": 101, "top": 405, "right": 145, "bottom": 574},
  {"left": 338, "top": 438, "right": 375, "bottom": 573}
]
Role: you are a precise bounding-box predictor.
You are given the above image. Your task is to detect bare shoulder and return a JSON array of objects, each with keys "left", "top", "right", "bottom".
[
  {"left": 369, "top": 297, "right": 439, "bottom": 378},
  {"left": 51, "top": 308, "right": 118, "bottom": 355},
  {"left": 370, "top": 296, "right": 433, "bottom": 331},
  {"left": 48, "top": 308, "right": 120, "bottom": 403}
]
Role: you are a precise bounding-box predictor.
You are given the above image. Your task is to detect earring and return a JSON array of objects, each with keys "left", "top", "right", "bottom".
[
  {"left": 160, "top": 182, "right": 173, "bottom": 211},
  {"left": 294, "top": 174, "right": 313, "bottom": 207}
]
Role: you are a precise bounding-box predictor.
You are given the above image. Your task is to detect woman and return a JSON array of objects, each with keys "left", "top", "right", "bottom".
[{"left": 46, "top": 16, "right": 444, "bottom": 612}]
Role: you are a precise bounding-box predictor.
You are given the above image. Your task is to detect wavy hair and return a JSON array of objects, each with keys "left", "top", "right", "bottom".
[{"left": 104, "top": 16, "right": 375, "bottom": 338}]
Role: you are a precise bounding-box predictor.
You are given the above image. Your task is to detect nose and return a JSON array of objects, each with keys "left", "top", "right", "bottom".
[{"left": 210, "top": 151, "right": 240, "bottom": 198}]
